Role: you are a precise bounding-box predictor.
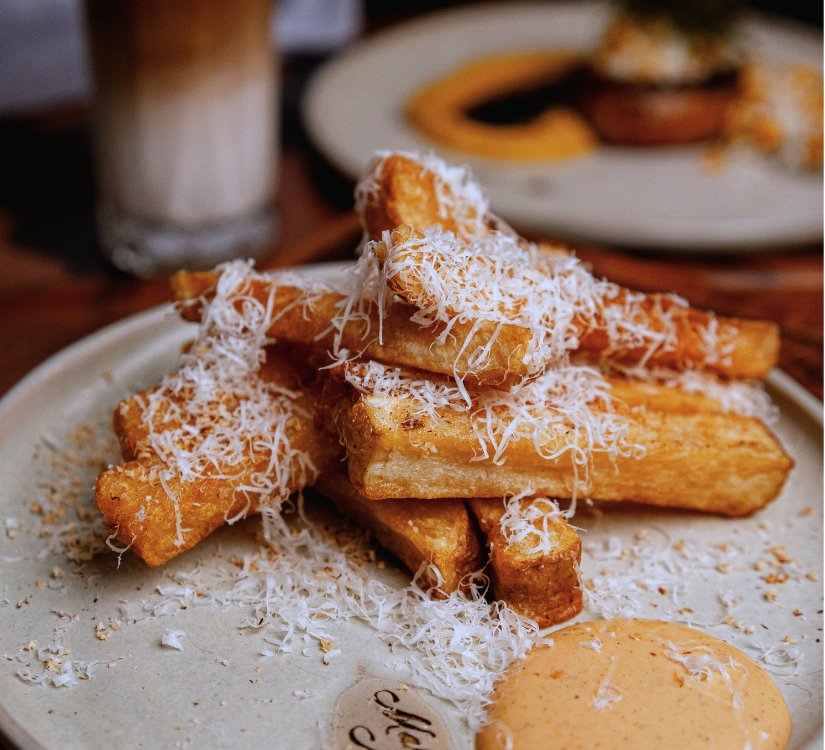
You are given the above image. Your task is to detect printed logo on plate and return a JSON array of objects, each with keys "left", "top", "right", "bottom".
[{"left": 326, "top": 674, "right": 458, "bottom": 750}]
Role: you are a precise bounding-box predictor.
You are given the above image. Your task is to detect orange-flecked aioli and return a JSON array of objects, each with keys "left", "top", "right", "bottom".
[{"left": 477, "top": 618, "right": 791, "bottom": 750}]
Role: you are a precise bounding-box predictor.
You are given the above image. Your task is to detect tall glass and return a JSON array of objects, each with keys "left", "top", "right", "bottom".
[{"left": 84, "top": 0, "right": 278, "bottom": 277}]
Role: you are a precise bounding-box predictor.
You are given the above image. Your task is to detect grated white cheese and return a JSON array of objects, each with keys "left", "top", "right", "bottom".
[
  {"left": 366, "top": 224, "right": 700, "bottom": 380},
  {"left": 756, "top": 641, "right": 805, "bottom": 677},
  {"left": 499, "top": 491, "right": 572, "bottom": 549},
  {"left": 339, "top": 358, "right": 641, "bottom": 494},
  {"left": 663, "top": 642, "right": 737, "bottom": 684},
  {"left": 592, "top": 655, "right": 622, "bottom": 711},
  {"left": 161, "top": 629, "right": 187, "bottom": 651},
  {"left": 10, "top": 636, "right": 130, "bottom": 688},
  {"left": 139, "top": 261, "right": 319, "bottom": 543},
  {"left": 124, "top": 498, "right": 547, "bottom": 728}
]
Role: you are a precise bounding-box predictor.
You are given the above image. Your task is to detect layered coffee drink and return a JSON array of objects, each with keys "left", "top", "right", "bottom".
[{"left": 84, "top": 0, "right": 277, "bottom": 277}]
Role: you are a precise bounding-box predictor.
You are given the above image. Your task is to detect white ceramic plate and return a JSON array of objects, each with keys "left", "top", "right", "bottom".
[
  {"left": 0, "top": 264, "right": 822, "bottom": 749},
  {"left": 303, "top": 1, "right": 823, "bottom": 251}
]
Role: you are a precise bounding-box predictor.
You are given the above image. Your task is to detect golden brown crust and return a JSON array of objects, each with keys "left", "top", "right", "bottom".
[
  {"left": 313, "top": 468, "right": 484, "bottom": 597},
  {"left": 359, "top": 153, "right": 486, "bottom": 242},
  {"left": 467, "top": 498, "right": 583, "bottom": 627},
  {"left": 333, "top": 384, "right": 793, "bottom": 517},
  {"left": 173, "top": 266, "right": 779, "bottom": 382},
  {"left": 173, "top": 274, "right": 535, "bottom": 390},
  {"left": 96, "top": 352, "right": 344, "bottom": 568}
]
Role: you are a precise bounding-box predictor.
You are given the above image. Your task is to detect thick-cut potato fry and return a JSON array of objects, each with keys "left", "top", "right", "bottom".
[
  {"left": 467, "top": 498, "right": 582, "bottom": 627},
  {"left": 171, "top": 272, "right": 535, "bottom": 390},
  {"left": 356, "top": 152, "right": 779, "bottom": 379},
  {"left": 95, "top": 349, "right": 343, "bottom": 567},
  {"left": 313, "top": 469, "right": 484, "bottom": 597},
  {"left": 575, "top": 293, "right": 779, "bottom": 380},
  {"left": 329, "top": 381, "right": 792, "bottom": 517},
  {"left": 173, "top": 263, "right": 778, "bottom": 383},
  {"left": 356, "top": 152, "right": 491, "bottom": 242},
  {"left": 359, "top": 153, "right": 572, "bottom": 262},
  {"left": 378, "top": 224, "right": 779, "bottom": 381}
]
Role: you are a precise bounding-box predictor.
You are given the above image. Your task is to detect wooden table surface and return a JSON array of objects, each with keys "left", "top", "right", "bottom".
[{"left": 0, "top": 114, "right": 822, "bottom": 402}]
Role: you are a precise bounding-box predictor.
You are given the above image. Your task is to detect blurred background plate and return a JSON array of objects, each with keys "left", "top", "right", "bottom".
[{"left": 303, "top": 0, "right": 823, "bottom": 252}]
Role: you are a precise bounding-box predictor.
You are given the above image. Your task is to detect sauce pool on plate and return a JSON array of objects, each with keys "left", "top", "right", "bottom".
[{"left": 477, "top": 618, "right": 791, "bottom": 750}]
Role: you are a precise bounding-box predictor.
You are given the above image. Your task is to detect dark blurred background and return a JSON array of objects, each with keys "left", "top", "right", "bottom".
[
  {"left": 0, "top": 0, "right": 820, "bottom": 275},
  {"left": 0, "top": 0, "right": 822, "bottom": 400}
]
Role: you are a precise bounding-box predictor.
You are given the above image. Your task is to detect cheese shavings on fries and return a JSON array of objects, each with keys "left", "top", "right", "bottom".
[
  {"left": 337, "top": 358, "right": 637, "bottom": 471},
  {"left": 355, "top": 150, "right": 493, "bottom": 241},
  {"left": 141, "top": 264, "right": 317, "bottom": 520}
]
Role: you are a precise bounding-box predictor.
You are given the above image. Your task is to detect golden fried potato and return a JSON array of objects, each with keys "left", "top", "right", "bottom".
[
  {"left": 330, "top": 382, "right": 792, "bottom": 517},
  {"left": 96, "top": 351, "right": 343, "bottom": 567},
  {"left": 575, "top": 294, "right": 779, "bottom": 381},
  {"left": 356, "top": 152, "right": 491, "bottom": 242},
  {"left": 378, "top": 224, "right": 779, "bottom": 381},
  {"left": 171, "top": 273, "right": 536, "bottom": 390},
  {"left": 467, "top": 497, "right": 582, "bottom": 627},
  {"left": 313, "top": 468, "right": 484, "bottom": 597}
]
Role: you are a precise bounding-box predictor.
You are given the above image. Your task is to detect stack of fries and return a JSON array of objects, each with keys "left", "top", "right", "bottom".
[{"left": 95, "top": 151, "right": 791, "bottom": 628}]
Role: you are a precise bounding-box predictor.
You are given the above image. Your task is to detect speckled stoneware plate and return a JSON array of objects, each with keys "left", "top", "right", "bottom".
[
  {"left": 303, "top": 1, "right": 823, "bottom": 251},
  {"left": 0, "top": 262, "right": 822, "bottom": 749}
]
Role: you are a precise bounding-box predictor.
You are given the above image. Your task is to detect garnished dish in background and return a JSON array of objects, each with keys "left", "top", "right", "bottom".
[
  {"left": 578, "top": 0, "right": 744, "bottom": 145},
  {"left": 304, "top": 2, "right": 822, "bottom": 250},
  {"left": 407, "top": 51, "right": 598, "bottom": 161},
  {"left": 406, "top": 0, "right": 822, "bottom": 167}
]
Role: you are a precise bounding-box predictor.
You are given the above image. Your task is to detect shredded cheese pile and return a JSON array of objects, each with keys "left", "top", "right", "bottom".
[
  {"left": 139, "top": 261, "right": 318, "bottom": 545},
  {"left": 365, "top": 224, "right": 698, "bottom": 376},
  {"left": 117, "top": 500, "right": 547, "bottom": 727}
]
